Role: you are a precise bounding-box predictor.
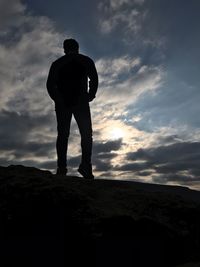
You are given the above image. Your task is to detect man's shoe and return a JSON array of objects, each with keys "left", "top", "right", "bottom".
[
  {"left": 78, "top": 164, "right": 94, "bottom": 180},
  {"left": 56, "top": 167, "right": 67, "bottom": 176}
]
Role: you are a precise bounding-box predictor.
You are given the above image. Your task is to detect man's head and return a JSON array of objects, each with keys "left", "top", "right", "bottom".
[{"left": 63, "top": 38, "right": 79, "bottom": 54}]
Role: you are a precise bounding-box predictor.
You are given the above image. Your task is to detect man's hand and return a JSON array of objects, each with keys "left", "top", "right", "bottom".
[
  {"left": 88, "top": 94, "right": 95, "bottom": 102},
  {"left": 53, "top": 95, "right": 65, "bottom": 104}
]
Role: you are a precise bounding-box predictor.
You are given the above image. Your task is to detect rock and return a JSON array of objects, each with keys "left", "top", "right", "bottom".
[{"left": 0, "top": 165, "right": 200, "bottom": 266}]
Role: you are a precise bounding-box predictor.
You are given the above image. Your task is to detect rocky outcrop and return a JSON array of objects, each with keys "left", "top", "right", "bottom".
[{"left": 0, "top": 165, "right": 200, "bottom": 266}]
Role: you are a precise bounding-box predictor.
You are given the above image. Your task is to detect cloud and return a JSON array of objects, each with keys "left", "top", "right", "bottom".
[
  {"left": 0, "top": 0, "right": 25, "bottom": 30},
  {"left": 152, "top": 173, "right": 200, "bottom": 187},
  {"left": 98, "top": 152, "right": 118, "bottom": 159},
  {"left": 125, "top": 78, "right": 200, "bottom": 134},
  {"left": 90, "top": 139, "right": 123, "bottom": 172},
  {"left": 99, "top": 0, "right": 145, "bottom": 12},
  {"left": 98, "top": 0, "right": 146, "bottom": 34},
  {"left": 115, "top": 162, "right": 152, "bottom": 172},
  {"left": 93, "top": 158, "right": 113, "bottom": 172},
  {"left": 0, "top": 110, "right": 55, "bottom": 162},
  {"left": 0, "top": 0, "right": 67, "bottom": 170},
  {"left": 118, "top": 142, "right": 200, "bottom": 186},
  {"left": 95, "top": 56, "right": 164, "bottom": 113},
  {"left": 0, "top": 4, "right": 64, "bottom": 114},
  {"left": 97, "top": 0, "right": 168, "bottom": 54},
  {"left": 93, "top": 139, "right": 123, "bottom": 154},
  {"left": 127, "top": 142, "right": 200, "bottom": 163},
  {"left": 96, "top": 56, "right": 141, "bottom": 81}
]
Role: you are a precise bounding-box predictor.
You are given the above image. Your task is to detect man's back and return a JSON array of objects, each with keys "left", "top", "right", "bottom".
[{"left": 47, "top": 53, "right": 98, "bottom": 106}]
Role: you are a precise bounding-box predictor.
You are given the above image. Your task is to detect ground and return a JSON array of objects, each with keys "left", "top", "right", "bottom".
[{"left": 0, "top": 165, "right": 200, "bottom": 267}]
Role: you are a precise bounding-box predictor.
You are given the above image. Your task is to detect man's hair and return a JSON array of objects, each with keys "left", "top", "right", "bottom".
[{"left": 63, "top": 38, "right": 79, "bottom": 53}]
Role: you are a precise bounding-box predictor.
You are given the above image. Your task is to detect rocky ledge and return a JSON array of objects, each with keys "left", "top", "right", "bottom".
[{"left": 0, "top": 165, "right": 200, "bottom": 267}]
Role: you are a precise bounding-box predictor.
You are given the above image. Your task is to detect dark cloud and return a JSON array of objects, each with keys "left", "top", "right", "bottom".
[
  {"left": 90, "top": 140, "right": 122, "bottom": 172},
  {"left": 68, "top": 156, "right": 81, "bottom": 168},
  {"left": 97, "top": 152, "right": 118, "bottom": 159},
  {"left": 0, "top": 110, "right": 55, "bottom": 161},
  {"left": 12, "top": 142, "right": 55, "bottom": 158},
  {"left": 115, "top": 162, "right": 152, "bottom": 172},
  {"left": 156, "top": 135, "right": 182, "bottom": 145},
  {"left": 93, "top": 158, "right": 112, "bottom": 172},
  {"left": 152, "top": 173, "right": 200, "bottom": 185},
  {"left": 93, "top": 139, "right": 122, "bottom": 154},
  {"left": 98, "top": 171, "right": 114, "bottom": 178},
  {"left": 37, "top": 160, "right": 56, "bottom": 170},
  {"left": 126, "top": 142, "right": 200, "bottom": 164},
  {"left": 136, "top": 171, "right": 153, "bottom": 177},
  {"left": 155, "top": 161, "right": 200, "bottom": 175},
  {"left": 190, "top": 169, "right": 200, "bottom": 177},
  {"left": 118, "top": 142, "right": 200, "bottom": 184},
  {"left": 0, "top": 0, "right": 25, "bottom": 29}
]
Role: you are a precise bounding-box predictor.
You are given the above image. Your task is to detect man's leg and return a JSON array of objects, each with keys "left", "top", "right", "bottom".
[
  {"left": 73, "top": 103, "right": 93, "bottom": 178},
  {"left": 55, "top": 104, "right": 72, "bottom": 174}
]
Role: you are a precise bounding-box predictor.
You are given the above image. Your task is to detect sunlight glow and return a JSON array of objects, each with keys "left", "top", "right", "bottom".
[{"left": 110, "top": 127, "right": 124, "bottom": 139}]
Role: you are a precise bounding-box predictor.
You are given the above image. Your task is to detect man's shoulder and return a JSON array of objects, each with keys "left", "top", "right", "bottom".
[
  {"left": 78, "top": 54, "right": 94, "bottom": 64},
  {"left": 52, "top": 55, "right": 67, "bottom": 65}
]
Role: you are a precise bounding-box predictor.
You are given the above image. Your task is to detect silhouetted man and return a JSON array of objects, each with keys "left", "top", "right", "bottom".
[{"left": 46, "top": 39, "right": 98, "bottom": 178}]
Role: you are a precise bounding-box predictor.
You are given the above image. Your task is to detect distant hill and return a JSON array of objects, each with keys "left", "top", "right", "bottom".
[{"left": 0, "top": 165, "right": 200, "bottom": 267}]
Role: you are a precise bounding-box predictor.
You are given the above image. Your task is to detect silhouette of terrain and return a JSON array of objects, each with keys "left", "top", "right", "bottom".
[{"left": 0, "top": 165, "right": 200, "bottom": 267}]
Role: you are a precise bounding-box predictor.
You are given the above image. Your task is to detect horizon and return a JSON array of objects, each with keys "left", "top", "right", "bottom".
[{"left": 0, "top": 0, "right": 200, "bottom": 190}]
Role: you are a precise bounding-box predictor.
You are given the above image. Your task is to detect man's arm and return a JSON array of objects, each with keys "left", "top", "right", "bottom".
[
  {"left": 46, "top": 62, "right": 62, "bottom": 102},
  {"left": 87, "top": 60, "right": 98, "bottom": 102}
]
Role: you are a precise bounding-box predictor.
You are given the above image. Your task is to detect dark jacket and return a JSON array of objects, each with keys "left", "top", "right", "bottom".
[{"left": 46, "top": 53, "right": 98, "bottom": 106}]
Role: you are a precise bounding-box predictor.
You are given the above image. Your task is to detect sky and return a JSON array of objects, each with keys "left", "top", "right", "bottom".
[{"left": 0, "top": 0, "right": 200, "bottom": 189}]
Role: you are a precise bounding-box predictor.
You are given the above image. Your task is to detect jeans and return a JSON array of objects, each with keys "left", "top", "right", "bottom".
[{"left": 55, "top": 102, "right": 93, "bottom": 169}]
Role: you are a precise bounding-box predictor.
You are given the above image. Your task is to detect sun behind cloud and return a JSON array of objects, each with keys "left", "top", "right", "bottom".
[{"left": 110, "top": 127, "right": 124, "bottom": 140}]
